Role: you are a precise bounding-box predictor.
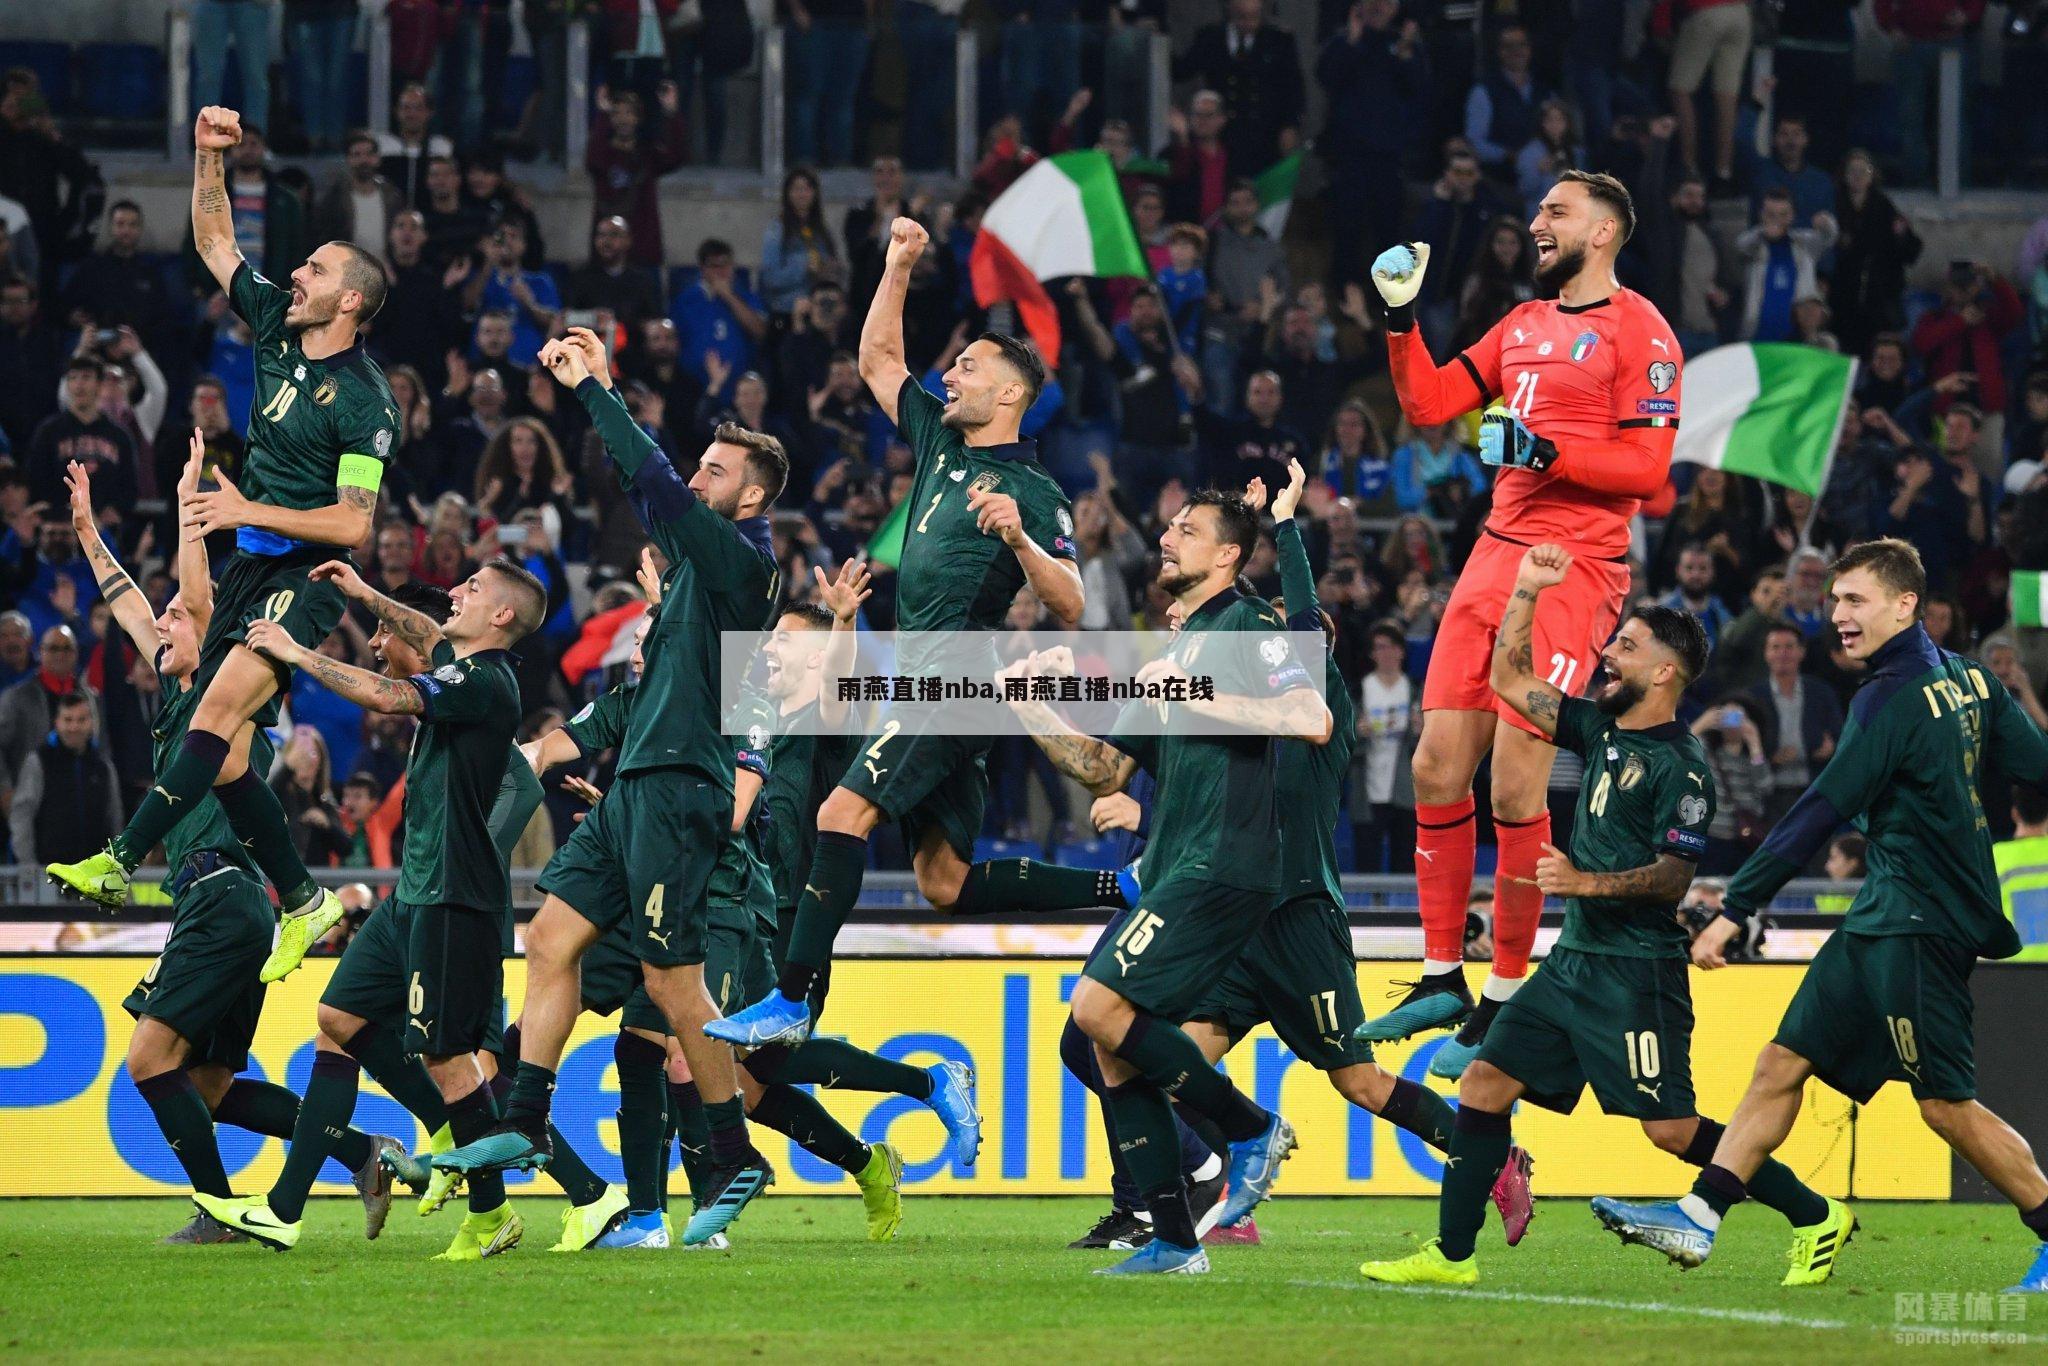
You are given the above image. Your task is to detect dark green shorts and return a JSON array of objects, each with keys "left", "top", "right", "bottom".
[
  {"left": 772, "top": 902, "right": 832, "bottom": 1023},
  {"left": 1477, "top": 947, "right": 1697, "bottom": 1120},
  {"left": 402, "top": 903, "right": 504, "bottom": 1056},
  {"left": 123, "top": 866, "right": 271, "bottom": 1071},
  {"left": 836, "top": 721, "right": 990, "bottom": 863},
  {"left": 1775, "top": 930, "right": 1977, "bottom": 1103},
  {"left": 321, "top": 898, "right": 506, "bottom": 1053},
  {"left": 536, "top": 770, "right": 731, "bottom": 968},
  {"left": 1081, "top": 874, "right": 1276, "bottom": 1020},
  {"left": 580, "top": 924, "right": 668, "bottom": 1036},
  {"left": 705, "top": 921, "right": 776, "bottom": 1017},
  {"left": 1189, "top": 895, "right": 1375, "bottom": 1072},
  {"left": 320, "top": 896, "right": 411, "bottom": 1034},
  {"left": 204, "top": 548, "right": 351, "bottom": 726}
]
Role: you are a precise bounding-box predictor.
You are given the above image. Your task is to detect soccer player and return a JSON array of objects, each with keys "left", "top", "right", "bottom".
[
  {"left": 1007, "top": 490, "right": 1332, "bottom": 1275},
  {"left": 1359, "top": 544, "right": 1843, "bottom": 1288},
  {"left": 438, "top": 328, "right": 786, "bottom": 1249},
  {"left": 195, "top": 557, "right": 549, "bottom": 1257},
  {"left": 78, "top": 445, "right": 399, "bottom": 1244},
  {"left": 709, "top": 215, "right": 1083, "bottom": 1053},
  {"left": 49, "top": 107, "right": 400, "bottom": 984},
  {"left": 1358, "top": 171, "right": 1683, "bottom": 1073},
  {"left": 1594, "top": 539, "right": 2048, "bottom": 1293}
]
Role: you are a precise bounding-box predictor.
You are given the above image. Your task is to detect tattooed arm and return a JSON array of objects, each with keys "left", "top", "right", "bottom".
[
  {"left": 1534, "top": 849, "right": 1695, "bottom": 904},
  {"left": 310, "top": 559, "right": 445, "bottom": 657},
  {"left": 191, "top": 108, "right": 244, "bottom": 291},
  {"left": 64, "top": 461, "right": 157, "bottom": 658},
  {"left": 1178, "top": 686, "right": 1334, "bottom": 742},
  {"left": 242, "top": 620, "right": 425, "bottom": 714},
  {"left": 1489, "top": 544, "right": 1574, "bottom": 740}
]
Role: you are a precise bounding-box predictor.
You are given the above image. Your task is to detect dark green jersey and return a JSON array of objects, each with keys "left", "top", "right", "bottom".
[
  {"left": 1727, "top": 625, "right": 2048, "bottom": 958},
  {"left": 154, "top": 664, "right": 275, "bottom": 872},
  {"left": 765, "top": 698, "right": 860, "bottom": 909},
  {"left": 228, "top": 264, "right": 398, "bottom": 552},
  {"left": 563, "top": 682, "right": 633, "bottom": 754},
  {"left": 487, "top": 745, "right": 545, "bottom": 951},
  {"left": 892, "top": 378, "right": 1074, "bottom": 667},
  {"left": 1109, "top": 588, "right": 1310, "bottom": 893},
  {"left": 576, "top": 379, "right": 779, "bottom": 784},
  {"left": 1271, "top": 519, "right": 1350, "bottom": 907},
  {"left": 396, "top": 640, "right": 523, "bottom": 912},
  {"left": 708, "top": 687, "right": 778, "bottom": 935},
  {"left": 1551, "top": 698, "right": 1715, "bottom": 959}
]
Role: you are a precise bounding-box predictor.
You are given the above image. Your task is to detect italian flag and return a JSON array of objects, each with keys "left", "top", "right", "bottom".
[
  {"left": 1672, "top": 343, "right": 1857, "bottom": 497},
  {"left": 1254, "top": 149, "right": 1304, "bottom": 239},
  {"left": 2013, "top": 573, "right": 2048, "bottom": 627},
  {"left": 865, "top": 493, "right": 909, "bottom": 570},
  {"left": 969, "top": 150, "right": 1148, "bottom": 358}
]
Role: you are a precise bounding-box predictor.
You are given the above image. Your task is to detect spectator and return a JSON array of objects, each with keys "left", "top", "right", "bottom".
[
  {"left": 801, "top": 349, "right": 876, "bottom": 475},
  {"left": 192, "top": 0, "right": 274, "bottom": 141},
  {"left": 1816, "top": 833, "right": 1866, "bottom": 912},
  {"left": 1068, "top": 280, "right": 1196, "bottom": 507},
  {"left": 376, "top": 82, "right": 454, "bottom": 209},
  {"left": 1156, "top": 223, "right": 1208, "bottom": 357},
  {"left": 1451, "top": 216, "right": 1535, "bottom": 353},
  {"left": 1202, "top": 180, "right": 1288, "bottom": 412},
  {"left": 1260, "top": 301, "right": 1363, "bottom": 437},
  {"left": 463, "top": 149, "right": 546, "bottom": 267},
  {"left": 349, "top": 521, "right": 419, "bottom": 636},
  {"left": 417, "top": 154, "right": 487, "bottom": 270},
  {"left": 1665, "top": 0, "right": 1751, "bottom": 190},
  {"left": 784, "top": 0, "right": 871, "bottom": 167},
  {"left": 1071, "top": 484, "right": 1148, "bottom": 631},
  {"left": 1353, "top": 619, "right": 1418, "bottom": 872},
  {"left": 971, "top": 114, "right": 1042, "bottom": 201},
  {"left": 151, "top": 374, "right": 244, "bottom": 542},
  {"left": 893, "top": 0, "right": 956, "bottom": 171},
  {"left": 1658, "top": 543, "right": 1737, "bottom": 645},
  {"left": 372, "top": 210, "right": 464, "bottom": 387},
  {"left": 1734, "top": 188, "right": 1838, "bottom": 342},
  {"left": 1746, "top": 622, "right": 1844, "bottom": 822},
  {"left": 1178, "top": 0, "right": 1306, "bottom": 169},
  {"left": 676, "top": 237, "right": 769, "bottom": 400},
  {"left": 626, "top": 316, "right": 709, "bottom": 439},
  {"left": 1412, "top": 148, "right": 1507, "bottom": 347},
  {"left": 1921, "top": 590, "right": 1968, "bottom": 651},
  {"left": 26, "top": 357, "right": 136, "bottom": 520},
  {"left": 1318, "top": 398, "right": 1396, "bottom": 513},
  {"left": 0, "top": 186, "right": 36, "bottom": 284},
  {"left": 1750, "top": 114, "right": 1835, "bottom": 226},
  {"left": 1646, "top": 158, "right": 1730, "bottom": 356},
  {"left": 760, "top": 167, "right": 843, "bottom": 316},
  {"left": 1829, "top": 149, "right": 1922, "bottom": 357},
  {"left": 565, "top": 216, "right": 665, "bottom": 330},
  {"left": 474, "top": 415, "right": 576, "bottom": 531},
  {"left": 1707, "top": 565, "right": 1787, "bottom": 696},
  {"left": 467, "top": 218, "right": 560, "bottom": 368},
  {"left": 1380, "top": 513, "right": 1448, "bottom": 584},
  {"left": 1390, "top": 419, "right": 1485, "bottom": 515},
  {"left": 0, "top": 276, "right": 64, "bottom": 450},
  {"left": 287, "top": 0, "right": 359, "bottom": 154},
  {"left": 588, "top": 86, "right": 688, "bottom": 267},
  {"left": 1691, "top": 695, "right": 1771, "bottom": 874},
  {"left": 1912, "top": 260, "right": 2022, "bottom": 481},
  {"left": 59, "top": 202, "right": 175, "bottom": 361},
  {"left": 842, "top": 156, "right": 911, "bottom": 315},
  {"left": 465, "top": 310, "right": 532, "bottom": 395},
  {"left": 1771, "top": 0, "right": 1857, "bottom": 169},
  {"left": 313, "top": 130, "right": 403, "bottom": 253},
  {"left": 1782, "top": 546, "right": 1830, "bottom": 637},
  {"left": 7, "top": 691, "right": 118, "bottom": 864},
  {"left": 1195, "top": 369, "right": 1308, "bottom": 492},
  {"left": 1855, "top": 332, "right": 1914, "bottom": 414},
  {"left": 1652, "top": 467, "right": 1754, "bottom": 594},
  {"left": 1881, "top": 446, "right": 1975, "bottom": 591},
  {"left": 211, "top": 123, "right": 306, "bottom": 279},
  {"left": 1514, "top": 99, "right": 1586, "bottom": 217},
  {"left": 1464, "top": 24, "right": 1551, "bottom": 170},
  {"left": 272, "top": 722, "right": 352, "bottom": 866},
  {"left": 0, "top": 624, "right": 96, "bottom": 787},
  {"left": 770, "top": 281, "right": 851, "bottom": 407},
  {"left": 0, "top": 74, "right": 102, "bottom": 290},
  {"left": 1317, "top": 0, "right": 1429, "bottom": 288},
  {"left": 1879, "top": 0, "right": 1982, "bottom": 185},
  {"left": 1165, "top": 91, "right": 1236, "bottom": 226},
  {"left": 0, "top": 612, "right": 31, "bottom": 692}
]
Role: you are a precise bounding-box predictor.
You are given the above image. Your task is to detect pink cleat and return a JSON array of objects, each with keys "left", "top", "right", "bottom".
[
  {"left": 1203, "top": 1216, "right": 1261, "bottom": 1247},
  {"left": 1491, "top": 1145, "right": 1535, "bottom": 1246}
]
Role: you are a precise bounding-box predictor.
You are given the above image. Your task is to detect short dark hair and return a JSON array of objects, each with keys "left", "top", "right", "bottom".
[
  {"left": 2016, "top": 788, "right": 2048, "bottom": 827},
  {"left": 342, "top": 772, "right": 379, "bottom": 795},
  {"left": 1557, "top": 168, "right": 1637, "bottom": 243},
  {"left": 1828, "top": 831, "right": 1867, "bottom": 869},
  {"left": 697, "top": 237, "right": 734, "bottom": 265},
  {"left": 1829, "top": 537, "right": 1926, "bottom": 605},
  {"left": 1180, "top": 489, "right": 1259, "bottom": 569},
  {"left": 481, "top": 556, "right": 549, "bottom": 640},
  {"left": 1761, "top": 186, "right": 1795, "bottom": 207},
  {"left": 1370, "top": 620, "right": 1407, "bottom": 653},
  {"left": 53, "top": 692, "right": 93, "bottom": 715},
  {"left": 108, "top": 199, "right": 142, "bottom": 221},
  {"left": 66, "top": 355, "right": 105, "bottom": 379},
  {"left": 1764, "top": 621, "right": 1806, "bottom": 649},
  {"left": 1627, "top": 604, "right": 1710, "bottom": 685},
  {"left": 1676, "top": 540, "right": 1712, "bottom": 562},
  {"left": 331, "top": 240, "right": 388, "bottom": 323},
  {"left": 1755, "top": 565, "right": 1787, "bottom": 584},
  {"left": 976, "top": 331, "right": 1045, "bottom": 408},
  {"left": 781, "top": 602, "right": 836, "bottom": 631},
  {"left": 1226, "top": 176, "right": 1259, "bottom": 199},
  {"left": 392, "top": 580, "right": 454, "bottom": 625},
  {"left": 345, "top": 128, "right": 378, "bottom": 155},
  {"left": 712, "top": 421, "right": 790, "bottom": 507}
]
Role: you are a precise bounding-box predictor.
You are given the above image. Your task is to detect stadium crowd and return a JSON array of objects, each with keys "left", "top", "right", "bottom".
[{"left": 2, "top": 3, "right": 2048, "bottom": 881}]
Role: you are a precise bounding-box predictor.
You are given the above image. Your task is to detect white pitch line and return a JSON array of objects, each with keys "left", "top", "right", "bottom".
[{"left": 1244, "top": 1278, "right": 1853, "bottom": 1331}]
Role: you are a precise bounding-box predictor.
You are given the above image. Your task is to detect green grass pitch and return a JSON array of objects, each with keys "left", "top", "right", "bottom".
[{"left": 2, "top": 1197, "right": 2039, "bottom": 1361}]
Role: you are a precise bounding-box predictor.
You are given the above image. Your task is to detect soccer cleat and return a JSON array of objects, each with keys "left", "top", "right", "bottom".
[
  {"left": 683, "top": 1156, "right": 774, "bottom": 1245},
  {"left": 855, "top": 1142, "right": 904, "bottom": 1242},
  {"left": 2006, "top": 1243, "right": 2048, "bottom": 1293},
  {"left": 1069, "top": 1207, "right": 1151, "bottom": 1250},
  {"left": 1094, "top": 1240, "right": 1210, "bottom": 1276},
  {"left": 924, "top": 1060, "right": 982, "bottom": 1168},
  {"left": 1115, "top": 860, "right": 1142, "bottom": 908},
  {"left": 592, "top": 1209, "right": 669, "bottom": 1249},
  {"left": 1218, "top": 1114, "right": 1297, "bottom": 1227},
  {"left": 258, "top": 890, "right": 346, "bottom": 983},
  {"left": 379, "top": 1140, "right": 431, "bottom": 1191},
  {"left": 1490, "top": 1145, "right": 1535, "bottom": 1247},
  {"left": 1360, "top": 1237, "right": 1478, "bottom": 1286},
  {"left": 432, "top": 1203, "right": 522, "bottom": 1261},
  {"left": 1428, "top": 997, "right": 1503, "bottom": 1080},
  {"left": 46, "top": 846, "right": 129, "bottom": 908},
  {"left": 355, "top": 1135, "right": 402, "bottom": 1239},
  {"left": 1355, "top": 972, "right": 1474, "bottom": 1044},
  {"left": 1782, "top": 1198, "right": 1857, "bottom": 1286},
  {"left": 1203, "top": 1217, "right": 1261, "bottom": 1247},
  {"left": 160, "top": 1210, "right": 249, "bottom": 1245},
  {"left": 1590, "top": 1196, "right": 1716, "bottom": 1268},
  {"left": 679, "top": 1230, "right": 731, "bottom": 1251},
  {"left": 551, "top": 1184, "right": 630, "bottom": 1251},
  {"left": 433, "top": 1123, "right": 551, "bottom": 1176},
  {"left": 703, "top": 991, "right": 813, "bottom": 1048},
  {"left": 192, "top": 1193, "right": 300, "bottom": 1252},
  {"left": 1189, "top": 1168, "right": 1229, "bottom": 1241}
]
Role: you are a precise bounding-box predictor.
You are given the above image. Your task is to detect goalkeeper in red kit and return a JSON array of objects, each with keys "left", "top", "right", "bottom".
[{"left": 1356, "top": 170, "right": 1684, "bottom": 1075}]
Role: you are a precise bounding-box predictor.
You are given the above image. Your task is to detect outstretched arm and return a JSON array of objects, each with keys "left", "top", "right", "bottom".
[
  {"left": 191, "top": 108, "right": 245, "bottom": 292},
  {"left": 520, "top": 727, "right": 584, "bottom": 776},
  {"left": 813, "top": 559, "right": 870, "bottom": 728},
  {"left": 1531, "top": 843, "right": 1693, "bottom": 903},
  {"left": 1489, "top": 544, "right": 1570, "bottom": 738},
  {"left": 173, "top": 435, "right": 214, "bottom": 639},
  {"left": 858, "top": 217, "right": 928, "bottom": 425},
  {"left": 243, "top": 620, "right": 425, "bottom": 715},
  {"left": 1001, "top": 652, "right": 1139, "bottom": 798},
  {"left": 310, "top": 559, "right": 445, "bottom": 657},
  {"left": 181, "top": 464, "right": 377, "bottom": 549},
  {"left": 65, "top": 461, "right": 155, "bottom": 658}
]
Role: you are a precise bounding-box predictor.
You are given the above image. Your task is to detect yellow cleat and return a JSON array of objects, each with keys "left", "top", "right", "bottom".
[
  {"left": 1359, "top": 1238, "right": 1479, "bottom": 1286},
  {"left": 551, "top": 1185, "right": 630, "bottom": 1252},
  {"left": 856, "top": 1142, "right": 904, "bottom": 1242},
  {"left": 418, "top": 1124, "right": 465, "bottom": 1217},
  {"left": 260, "top": 890, "right": 346, "bottom": 983},
  {"left": 1782, "top": 1198, "right": 1857, "bottom": 1286},
  {"left": 191, "top": 1193, "right": 300, "bottom": 1252},
  {"left": 433, "top": 1203, "right": 522, "bottom": 1261},
  {"left": 46, "top": 847, "right": 129, "bottom": 908}
]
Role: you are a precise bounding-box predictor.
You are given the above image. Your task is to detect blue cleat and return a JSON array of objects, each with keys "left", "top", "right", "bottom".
[
  {"left": 704, "top": 991, "right": 813, "bottom": 1048},
  {"left": 593, "top": 1209, "right": 669, "bottom": 1249},
  {"left": 2006, "top": 1243, "right": 2048, "bottom": 1293},
  {"left": 1590, "top": 1196, "right": 1717, "bottom": 1268},
  {"left": 1115, "top": 861, "right": 1142, "bottom": 909},
  {"left": 1094, "top": 1239, "right": 1209, "bottom": 1276},
  {"left": 432, "top": 1125, "right": 551, "bottom": 1176},
  {"left": 1428, "top": 1033, "right": 1482, "bottom": 1080},
  {"left": 683, "top": 1157, "right": 774, "bottom": 1245},
  {"left": 1218, "top": 1114, "right": 1297, "bottom": 1227},
  {"left": 924, "top": 1060, "right": 982, "bottom": 1168},
  {"left": 1355, "top": 972, "right": 1474, "bottom": 1044}
]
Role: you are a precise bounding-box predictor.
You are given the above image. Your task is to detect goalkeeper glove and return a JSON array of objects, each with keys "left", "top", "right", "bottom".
[
  {"left": 1478, "top": 404, "right": 1558, "bottom": 472},
  {"left": 1370, "top": 242, "right": 1430, "bottom": 329}
]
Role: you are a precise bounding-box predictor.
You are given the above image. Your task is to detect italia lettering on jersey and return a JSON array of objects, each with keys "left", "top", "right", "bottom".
[{"left": 1460, "top": 288, "right": 1682, "bottom": 558}]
